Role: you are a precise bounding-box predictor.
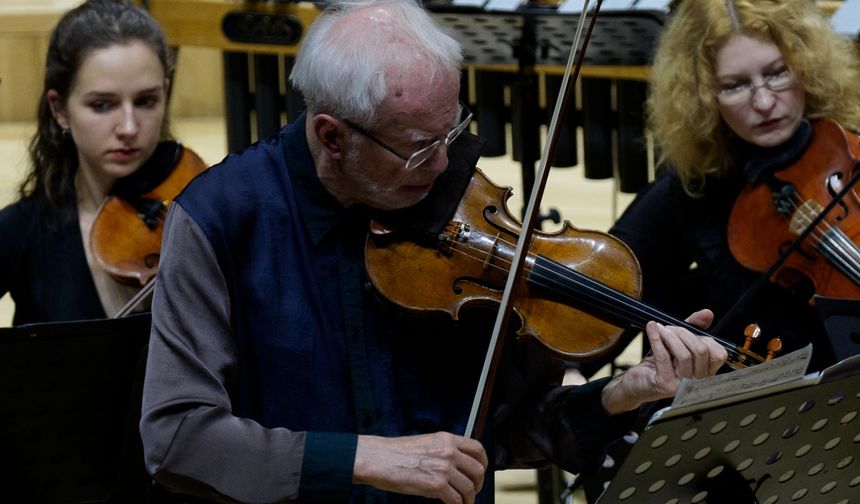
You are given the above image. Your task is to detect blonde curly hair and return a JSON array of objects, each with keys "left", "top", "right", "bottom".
[{"left": 647, "top": 0, "right": 860, "bottom": 194}]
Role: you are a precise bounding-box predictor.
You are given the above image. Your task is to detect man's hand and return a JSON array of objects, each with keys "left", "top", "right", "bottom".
[
  {"left": 601, "top": 309, "right": 728, "bottom": 415},
  {"left": 353, "top": 432, "right": 488, "bottom": 504}
]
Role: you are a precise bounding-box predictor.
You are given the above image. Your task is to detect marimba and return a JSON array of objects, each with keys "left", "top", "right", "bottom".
[{"left": 147, "top": 0, "right": 667, "bottom": 210}]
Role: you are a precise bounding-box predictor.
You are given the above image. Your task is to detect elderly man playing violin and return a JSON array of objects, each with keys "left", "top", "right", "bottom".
[{"left": 139, "top": 0, "right": 727, "bottom": 502}]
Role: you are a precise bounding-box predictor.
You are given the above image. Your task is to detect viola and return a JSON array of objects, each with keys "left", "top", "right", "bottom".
[
  {"left": 366, "top": 168, "right": 782, "bottom": 369},
  {"left": 728, "top": 118, "right": 860, "bottom": 301},
  {"left": 90, "top": 142, "right": 207, "bottom": 287}
]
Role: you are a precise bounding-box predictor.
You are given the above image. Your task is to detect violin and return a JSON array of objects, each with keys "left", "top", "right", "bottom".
[
  {"left": 728, "top": 118, "right": 860, "bottom": 301},
  {"left": 366, "top": 167, "right": 782, "bottom": 369},
  {"left": 90, "top": 142, "right": 207, "bottom": 287}
]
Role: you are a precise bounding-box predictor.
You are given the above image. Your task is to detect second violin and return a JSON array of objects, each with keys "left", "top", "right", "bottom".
[
  {"left": 728, "top": 118, "right": 860, "bottom": 301},
  {"left": 90, "top": 141, "right": 207, "bottom": 287}
]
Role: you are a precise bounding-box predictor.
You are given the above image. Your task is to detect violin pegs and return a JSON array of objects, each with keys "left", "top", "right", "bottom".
[
  {"left": 765, "top": 338, "right": 784, "bottom": 361},
  {"left": 742, "top": 323, "right": 761, "bottom": 351}
]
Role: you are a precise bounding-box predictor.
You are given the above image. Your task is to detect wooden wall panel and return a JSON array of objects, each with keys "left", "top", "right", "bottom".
[
  {"left": 0, "top": 1, "right": 223, "bottom": 121},
  {"left": 169, "top": 48, "right": 225, "bottom": 118}
]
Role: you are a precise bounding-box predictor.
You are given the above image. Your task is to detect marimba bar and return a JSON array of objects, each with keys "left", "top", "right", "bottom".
[
  {"left": 426, "top": 1, "right": 665, "bottom": 197},
  {"left": 148, "top": 0, "right": 666, "bottom": 195}
]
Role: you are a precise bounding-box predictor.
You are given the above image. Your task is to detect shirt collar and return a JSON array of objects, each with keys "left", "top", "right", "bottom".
[
  {"left": 742, "top": 118, "right": 813, "bottom": 183},
  {"left": 283, "top": 112, "right": 350, "bottom": 247},
  {"left": 284, "top": 112, "right": 485, "bottom": 247}
]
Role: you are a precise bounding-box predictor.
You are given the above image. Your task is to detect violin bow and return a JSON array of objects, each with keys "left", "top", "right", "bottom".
[
  {"left": 113, "top": 279, "right": 156, "bottom": 318},
  {"left": 715, "top": 152, "right": 860, "bottom": 335},
  {"left": 466, "top": 0, "right": 605, "bottom": 440}
]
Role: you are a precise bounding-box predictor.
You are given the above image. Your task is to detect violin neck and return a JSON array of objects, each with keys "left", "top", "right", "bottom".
[{"left": 528, "top": 255, "right": 710, "bottom": 337}]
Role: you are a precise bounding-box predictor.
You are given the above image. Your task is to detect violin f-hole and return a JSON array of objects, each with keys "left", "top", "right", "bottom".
[{"left": 826, "top": 172, "right": 849, "bottom": 221}]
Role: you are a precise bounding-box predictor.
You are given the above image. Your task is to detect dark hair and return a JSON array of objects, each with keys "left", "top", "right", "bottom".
[{"left": 22, "top": 0, "right": 174, "bottom": 215}]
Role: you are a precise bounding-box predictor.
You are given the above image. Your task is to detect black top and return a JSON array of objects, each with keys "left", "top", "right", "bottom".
[
  {"left": 0, "top": 193, "right": 105, "bottom": 325},
  {"left": 610, "top": 121, "right": 838, "bottom": 372},
  {"left": 0, "top": 141, "right": 184, "bottom": 326}
]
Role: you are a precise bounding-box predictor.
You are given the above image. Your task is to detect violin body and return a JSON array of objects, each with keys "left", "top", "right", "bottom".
[
  {"left": 728, "top": 118, "right": 860, "bottom": 300},
  {"left": 90, "top": 145, "right": 207, "bottom": 286},
  {"left": 366, "top": 168, "right": 642, "bottom": 361}
]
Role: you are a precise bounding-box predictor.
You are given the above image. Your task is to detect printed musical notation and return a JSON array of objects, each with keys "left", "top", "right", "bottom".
[{"left": 670, "top": 344, "right": 813, "bottom": 410}]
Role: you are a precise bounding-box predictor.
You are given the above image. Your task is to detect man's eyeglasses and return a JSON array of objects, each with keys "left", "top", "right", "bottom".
[
  {"left": 716, "top": 67, "right": 795, "bottom": 106},
  {"left": 342, "top": 103, "right": 473, "bottom": 170}
]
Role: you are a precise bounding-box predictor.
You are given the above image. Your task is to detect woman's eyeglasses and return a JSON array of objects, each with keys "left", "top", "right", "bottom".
[{"left": 716, "top": 67, "right": 795, "bottom": 106}]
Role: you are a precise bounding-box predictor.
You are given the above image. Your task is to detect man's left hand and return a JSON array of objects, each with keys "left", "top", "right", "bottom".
[{"left": 600, "top": 309, "right": 727, "bottom": 415}]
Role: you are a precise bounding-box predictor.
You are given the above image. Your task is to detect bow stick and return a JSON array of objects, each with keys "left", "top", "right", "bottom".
[{"left": 466, "top": 0, "right": 606, "bottom": 439}]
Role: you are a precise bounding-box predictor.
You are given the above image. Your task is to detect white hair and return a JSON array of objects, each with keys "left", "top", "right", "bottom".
[{"left": 289, "top": 0, "right": 462, "bottom": 126}]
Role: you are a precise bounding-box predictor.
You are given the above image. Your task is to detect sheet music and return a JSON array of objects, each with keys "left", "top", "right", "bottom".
[
  {"left": 670, "top": 344, "right": 813, "bottom": 409},
  {"left": 831, "top": 0, "right": 860, "bottom": 39},
  {"left": 558, "top": 0, "right": 628, "bottom": 14},
  {"left": 632, "top": 0, "right": 671, "bottom": 10},
  {"left": 484, "top": 0, "right": 522, "bottom": 12},
  {"left": 451, "top": 0, "right": 490, "bottom": 7}
]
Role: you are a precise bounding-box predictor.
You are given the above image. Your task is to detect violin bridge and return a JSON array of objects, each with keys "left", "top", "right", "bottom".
[{"left": 789, "top": 200, "right": 823, "bottom": 235}]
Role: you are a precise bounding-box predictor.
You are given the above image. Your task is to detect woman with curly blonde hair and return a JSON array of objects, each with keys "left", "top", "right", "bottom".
[
  {"left": 609, "top": 0, "right": 860, "bottom": 373},
  {"left": 649, "top": 0, "right": 860, "bottom": 191}
]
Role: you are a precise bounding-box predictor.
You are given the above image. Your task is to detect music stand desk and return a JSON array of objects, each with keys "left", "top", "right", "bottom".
[
  {"left": 0, "top": 314, "right": 152, "bottom": 503},
  {"left": 598, "top": 355, "right": 860, "bottom": 503}
]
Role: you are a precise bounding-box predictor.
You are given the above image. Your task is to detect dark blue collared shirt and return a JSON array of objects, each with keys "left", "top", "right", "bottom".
[{"left": 142, "top": 113, "right": 631, "bottom": 504}]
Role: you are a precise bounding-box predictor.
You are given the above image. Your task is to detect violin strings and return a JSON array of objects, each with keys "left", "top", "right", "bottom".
[
  {"left": 447, "top": 237, "right": 749, "bottom": 364},
  {"left": 446, "top": 230, "right": 707, "bottom": 337},
  {"left": 782, "top": 192, "right": 860, "bottom": 285},
  {"left": 531, "top": 264, "right": 748, "bottom": 362},
  {"left": 442, "top": 229, "right": 750, "bottom": 363},
  {"left": 816, "top": 224, "right": 860, "bottom": 283},
  {"left": 528, "top": 256, "right": 749, "bottom": 362}
]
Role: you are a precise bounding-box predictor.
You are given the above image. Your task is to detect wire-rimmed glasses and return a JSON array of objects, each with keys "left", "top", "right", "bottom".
[
  {"left": 716, "top": 67, "right": 796, "bottom": 106},
  {"left": 343, "top": 102, "right": 473, "bottom": 170}
]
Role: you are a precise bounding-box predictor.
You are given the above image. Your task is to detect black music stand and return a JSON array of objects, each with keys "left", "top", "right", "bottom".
[
  {"left": 427, "top": 2, "right": 668, "bottom": 218},
  {"left": 596, "top": 354, "right": 860, "bottom": 503},
  {"left": 814, "top": 295, "right": 860, "bottom": 362},
  {"left": 0, "top": 314, "right": 152, "bottom": 503}
]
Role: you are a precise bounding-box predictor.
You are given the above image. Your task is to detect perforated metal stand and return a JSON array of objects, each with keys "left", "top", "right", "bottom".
[
  {"left": 598, "top": 361, "right": 860, "bottom": 503},
  {"left": 427, "top": 2, "right": 668, "bottom": 213},
  {"left": 427, "top": 5, "right": 666, "bottom": 67}
]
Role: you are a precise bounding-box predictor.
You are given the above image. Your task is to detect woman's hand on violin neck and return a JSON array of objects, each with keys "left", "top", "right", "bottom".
[
  {"left": 353, "top": 432, "right": 488, "bottom": 504},
  {"left": 601, "top": 309, "right": 728, "bottom": 416}
]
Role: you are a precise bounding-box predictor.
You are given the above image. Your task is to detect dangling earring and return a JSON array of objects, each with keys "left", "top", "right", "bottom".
[{"left": 61, "top": 127, "right": 71, "bottom": 139}]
